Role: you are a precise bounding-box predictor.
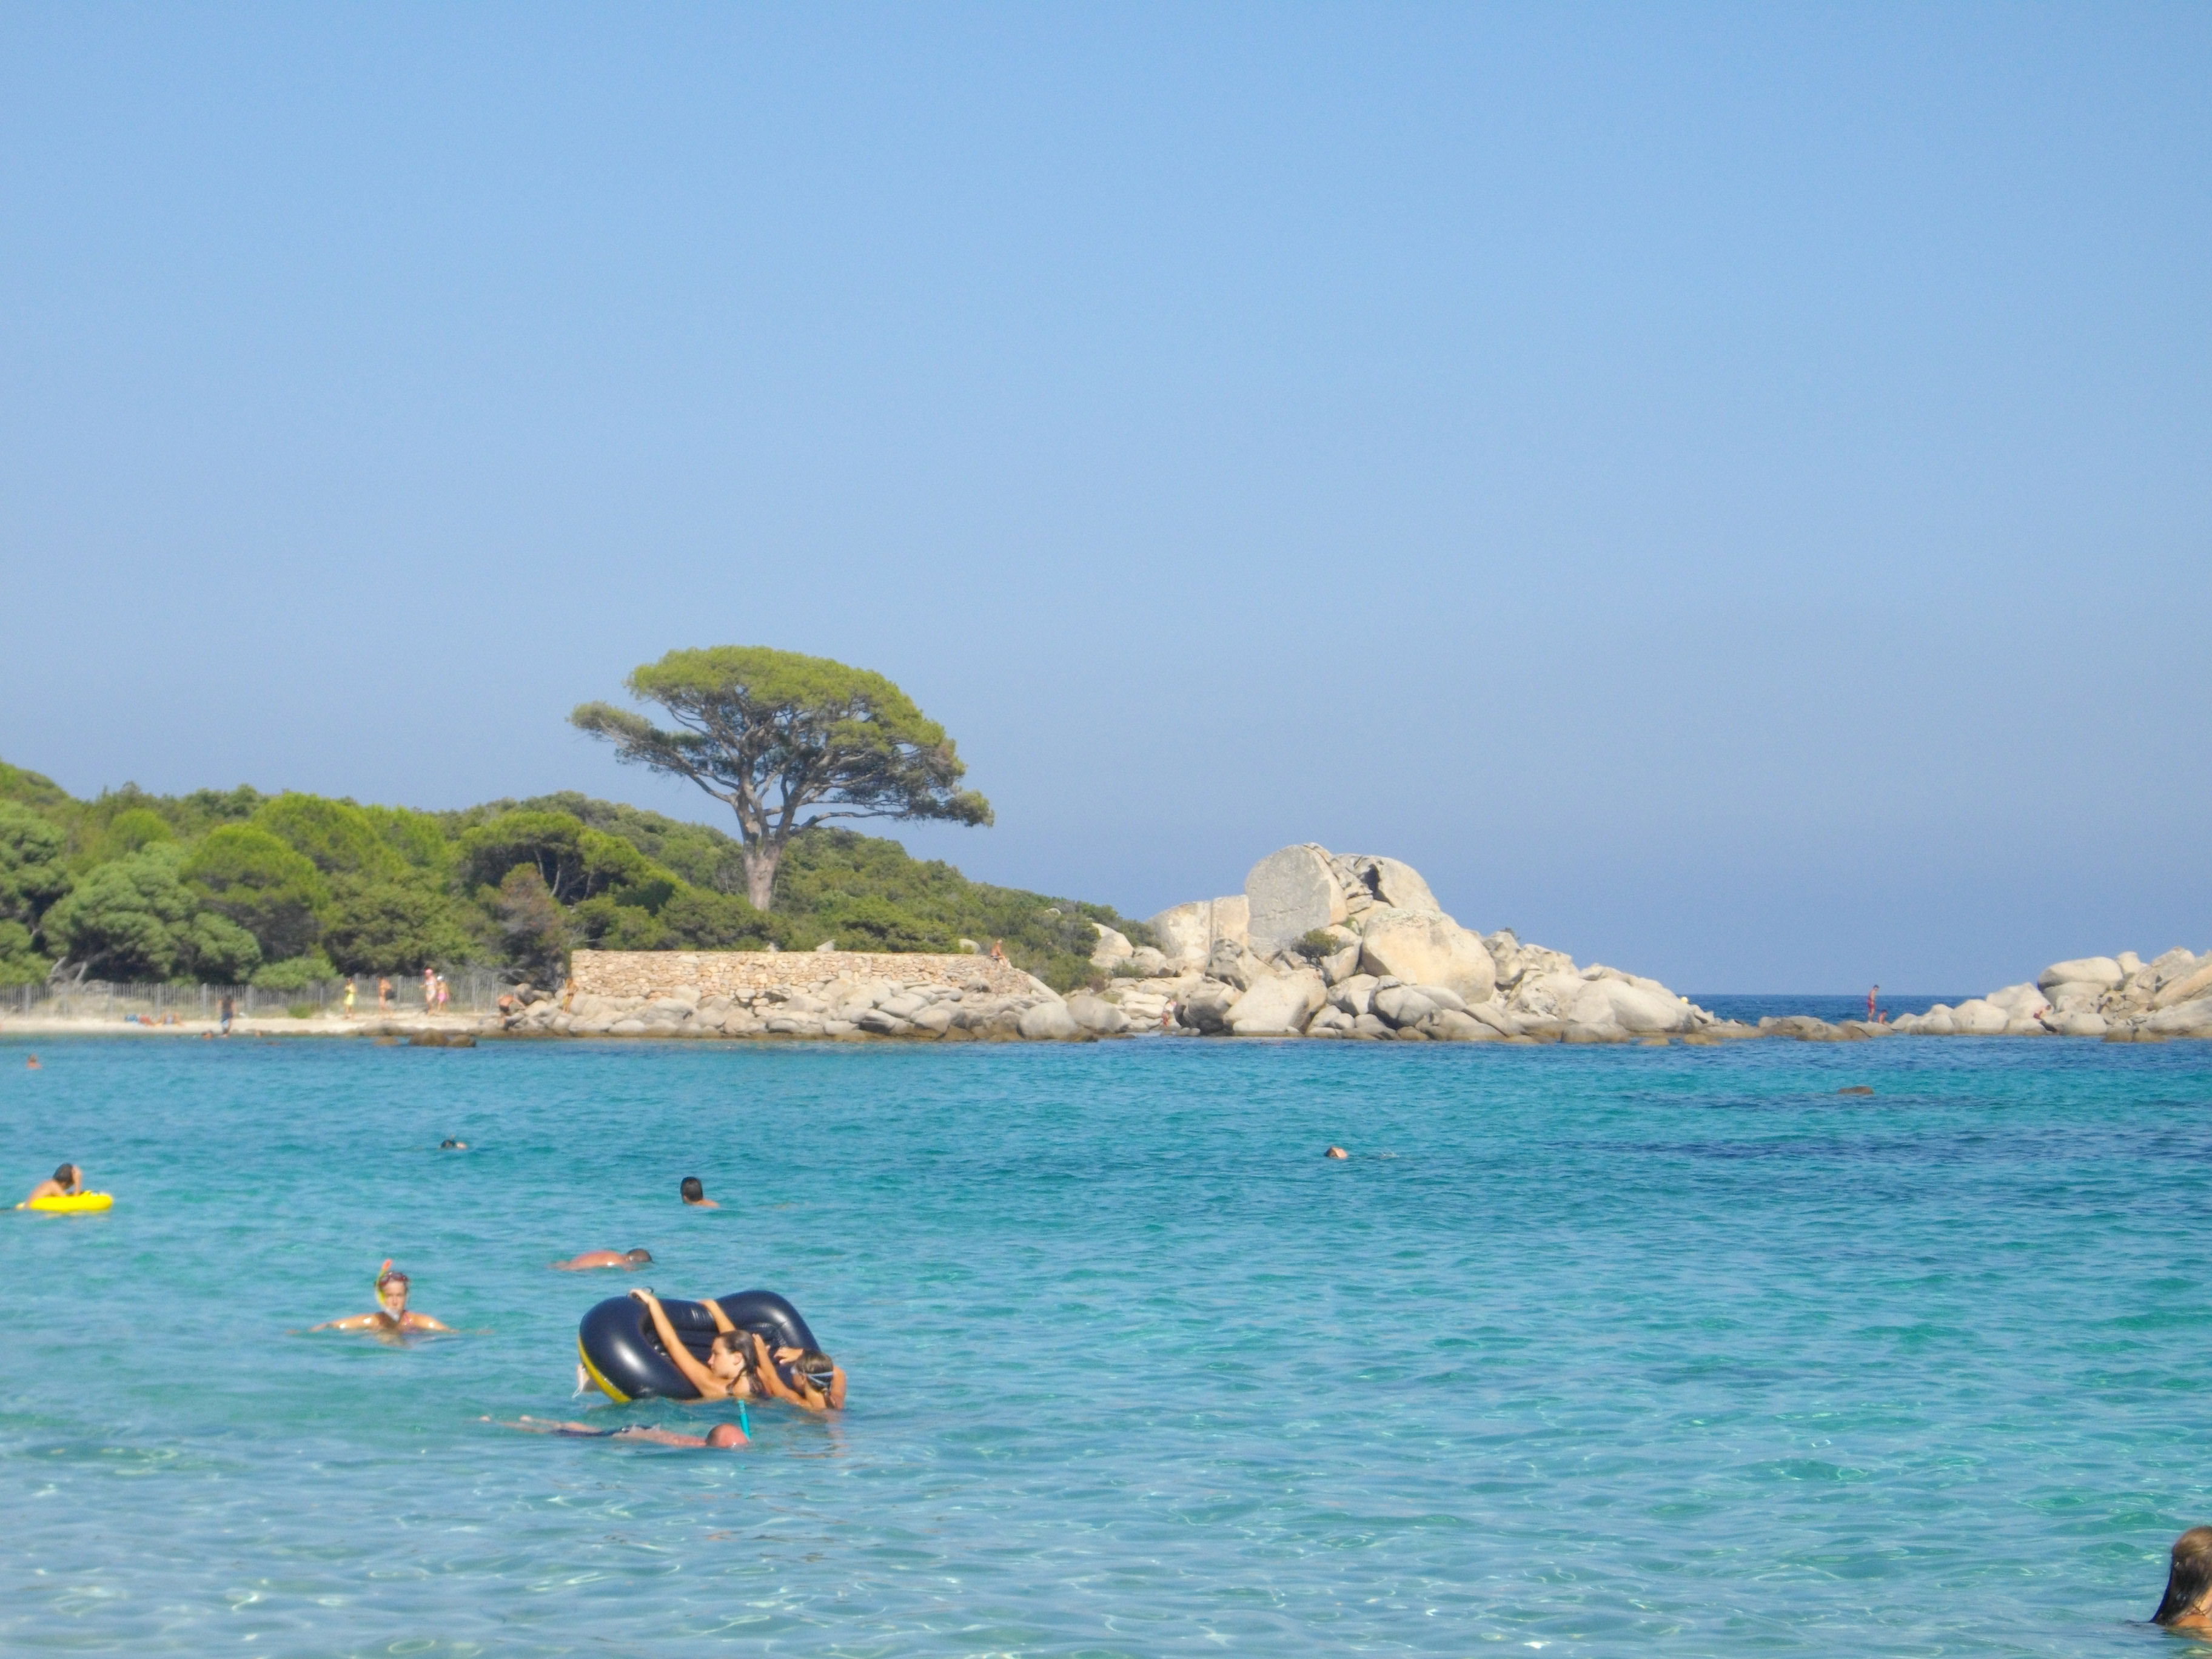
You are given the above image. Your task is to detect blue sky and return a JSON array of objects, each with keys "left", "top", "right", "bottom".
[{"left": 2, "top": 5, "right": 2207, "bottom": 991}]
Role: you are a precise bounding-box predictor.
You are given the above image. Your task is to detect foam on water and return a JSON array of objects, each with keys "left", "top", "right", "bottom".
[{"left": 3, "top": 1034, "right": 2210, "bottom": 1655}]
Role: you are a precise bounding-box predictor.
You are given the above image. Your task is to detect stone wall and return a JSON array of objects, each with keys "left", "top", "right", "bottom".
[{"left": 566, "top": 950, "right": 1041, "bottom": 1002}]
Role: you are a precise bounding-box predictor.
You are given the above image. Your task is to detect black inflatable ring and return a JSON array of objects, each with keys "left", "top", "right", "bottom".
[{"left": 578, "top": 1289, "right": 820, "bottom": 1402}]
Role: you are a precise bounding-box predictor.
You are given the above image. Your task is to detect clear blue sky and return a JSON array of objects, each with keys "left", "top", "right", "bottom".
[{"left": 3, "top": 5, "right": 2207, "bottom": 992}]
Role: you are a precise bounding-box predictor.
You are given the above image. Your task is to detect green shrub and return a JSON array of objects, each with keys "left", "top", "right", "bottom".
[
  {"left": 250, "top": 950, "right": 337, "bottom": 992},
  {"left": 288, "top": 1002, "right": 315, "bottom": 1019}
]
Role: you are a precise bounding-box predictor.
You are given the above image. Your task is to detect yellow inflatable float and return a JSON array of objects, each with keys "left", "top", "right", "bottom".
[{"left": 18, "top": 1192, "right": 113, "bottom": 1213}]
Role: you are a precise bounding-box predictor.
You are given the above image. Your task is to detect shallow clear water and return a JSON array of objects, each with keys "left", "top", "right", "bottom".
[{"left": 4, "top": 1033, "right": 2211, "bottom": 1657}]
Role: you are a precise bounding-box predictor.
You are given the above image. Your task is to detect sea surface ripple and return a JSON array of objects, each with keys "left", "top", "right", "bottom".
[{"left": 3, "top": 1033, "right": 2210, "bottom": 1656}]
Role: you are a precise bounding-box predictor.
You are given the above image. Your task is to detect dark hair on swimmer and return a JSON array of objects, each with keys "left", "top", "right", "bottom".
[
  {"left": 709, "top": 1332, "right": 754, "bottom": 1372},
  {"left": 624, "top": 1248, "right": 652, "bottom": 1264},
  {"left": 2156, "top": 1527, "right": 2212, "bottom": 1625},
  {"left": 680, "top": 1177, "right": 704, "bottom": 1201},
  {"left": 53, "top": 1164, "right": 76, "bottom": 1184}
]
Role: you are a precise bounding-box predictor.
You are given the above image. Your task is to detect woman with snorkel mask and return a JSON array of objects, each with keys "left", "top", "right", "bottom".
[{"left": 313, "top": 1261, "right": 454, "bottom": 1335}]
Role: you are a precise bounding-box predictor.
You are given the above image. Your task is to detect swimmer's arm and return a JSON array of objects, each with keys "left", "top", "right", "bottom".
[
  {"left": 702, "top": 1301, "right": 737, "bottom": 1335},
  {"left": 751, "top": 1336, "right": 826, "bottom": 1412},
  {"left": 826, "top": 1366, "right": 846, "bottom": 1410},
  {"left": 310, "top": 1312, "right": 386, "bottom": 1331},
  {"left": 632, "top": 1291, "right": 725, "bottom": 1397},
  {"left": 403, "top": 1313, "right": 454, "bottom": 1332}
]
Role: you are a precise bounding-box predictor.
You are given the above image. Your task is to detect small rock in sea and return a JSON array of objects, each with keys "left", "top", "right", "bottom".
[{"left": 1838, "top": 1085, "right": 1874, "bottom": 1095}]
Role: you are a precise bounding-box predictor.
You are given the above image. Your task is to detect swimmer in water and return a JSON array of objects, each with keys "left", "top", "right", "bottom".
[
  {"left": 1324, "top": 1145, "right": 1349, "bottom": 1159},
  {"left": 680, "top": 1176, "right": 719, "bottom": 1208},
  {"left": 551, "top": 1248, "right": 653, "bottom": 1272},
  {"left": 628, "top": 1289, "right": 766, "bottom": 1401},
  {"left": 23, "top": 1164, "right": 82, "bottom": 1203},
  {"left": 311, "top": 1261, "right": 454, "bottom": 1334},
  {"left": 2154, "top": 1527, "right": 2212, "bottom": 1631},
  {"left": 25, "top": 1054, "right": 41, "bottom": 1070},
  {"left": 440, "top": 1139, "right": 468, "bottom": 1150},
  {"left": 490, "top": 1415, "right": 745, "bottom": 1449}
]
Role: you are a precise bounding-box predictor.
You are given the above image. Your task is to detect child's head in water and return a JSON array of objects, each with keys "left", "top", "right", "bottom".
[
  {"left": 680, "top": 1177, "right": 705, "bottom": 1203},
  {"left": 2156, "top": 1528, "right": 2212, "bottom": 1627}
]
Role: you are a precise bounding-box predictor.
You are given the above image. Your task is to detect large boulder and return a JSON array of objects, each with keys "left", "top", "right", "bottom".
[
  {"left": 1328, "top": 973, "right": 1380, "bottom": 1017},
  {"left": 1149, "top": 896, "right": 1250, "bottom": 965},
  {"left": 1332, "top": 854, "right": 1444, "bottom": 917},
  {"left": 1018, "top": 1000, "right": 1081, "bottom": 1041},
  {"left": 1089, "top": 925, "right": 1134, "bottom": 970},
  {"left": 1066, "top": 991, "right": 1128, "bottom": 1034},
  {"left": 1178, "top": 980, "right": 1239, "bottom": 1034},
  {"left": 1950, "top": 998, "right": 2009, "bottom": 1034},
  {"left": 1593, "top": 979, "right": 1697, "bottom": 1034},
  {"left": 2148, "top": 996, "right": 2212, "bottom": 1035},
  {"left": 1244, "top": 845, "right": 1347, "bottom": 957},
  {"left": 1356, "top": 910, "right": 1497, "bottom": 1003},
  {"left": 2154, "top": 959, "right": 2212, "bottom": 1010},
  {"left": 1227, "top": 970, "right": 1327, "bottom": 1036},
  {"left": 1986, "top": 982, "right": 2052, "bottom": 1021},
  {"left": 1205, "top": 939, "right": 1273, "bottom": 991},
  {"left": 2037, "top": 956, "right": 2125, "bottom": 992},
  {"left": 1372, "top": 985, "right": 1439, "bottom": 1028},
  {"left": 1423, "top": 1008, "right": 1499, "bottom": 1042}
]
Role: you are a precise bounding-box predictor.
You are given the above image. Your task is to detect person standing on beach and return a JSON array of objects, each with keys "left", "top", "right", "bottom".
[
  {"left": 435, "top": 973, "right": 450, "bottom": 1013},
  {"left": 377, "top": 976, "right": 392, "bottom": 1012},
  {"left": 343, "top": 980, "right": 357, "bottom": 1018},
  {"left": 218, "top": 994, "right": 234, "bottom": 1036},
  {"left": 1866, "top": 984, "right": 1880, "bottom": 1021},
  {"left": 422, "top": 967, "right": 436, "bottom": 1015}
]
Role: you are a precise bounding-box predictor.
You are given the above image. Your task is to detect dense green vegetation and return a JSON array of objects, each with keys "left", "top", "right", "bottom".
[{"left": 0, "top": 761, "right": 1144, "bottom": 992}]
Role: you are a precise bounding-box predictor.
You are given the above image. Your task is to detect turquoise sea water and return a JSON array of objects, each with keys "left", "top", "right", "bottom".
[{"left": 4, "top": 1034, "right": 2212, "bottom": 1657}]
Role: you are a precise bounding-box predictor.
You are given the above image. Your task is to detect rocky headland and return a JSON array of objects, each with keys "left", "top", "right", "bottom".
[
  {"left": 1888, "top": 950, "right": 2212, "bottom": 1041},
  {"left": 1081, "top": 844, "right": 1735, "bottom": 1044}
]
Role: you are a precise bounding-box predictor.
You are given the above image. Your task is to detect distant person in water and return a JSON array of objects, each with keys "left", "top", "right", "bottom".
[
  {"left": 312, "top": 1261, "right": 453, "bottom": 1335},
  {"left": 2154, "top": 1528, "right": 2212, "bottom": 1631},
  {"left": 440, "top": 1139, "right": 467, "bottom": 1150},
  {"left": 491, "top": 1415, "right": 745, "bottom": 1449},
  {"left": 680, "top": 1177, "right": 718, "bottom": 1208},
  {"left": 24, "top": 1054, "right": 40, "bottom": 1070},
  {"left": 552, "top": 1248, "right": 652, "bottom": 1272},
  {"left": 1324, "top": 1145, "right": 1349, "bottom": 1160},
  {"left": 23, "top": 1163, "right": 81, "bottom": 1203}
]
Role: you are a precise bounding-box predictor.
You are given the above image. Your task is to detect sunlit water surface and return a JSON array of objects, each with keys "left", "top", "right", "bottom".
[{"left": 4, "top": 1034, "right": 2211, "bottom": 1657}]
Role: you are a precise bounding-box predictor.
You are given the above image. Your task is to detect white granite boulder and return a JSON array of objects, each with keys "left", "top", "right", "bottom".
[
  {"left": 1356, "top": 910, "right": 1497, "bottom": 1004},
  {"left": 2037, "top": 956, "right": 2125, "bottom": 992},
  {"left": 1018, "top": 1000, "right": 1081, "bottom": 1041},
  {"left": 1149, "top": 897, "right": 1250, "bottom": 966},
  {"left": 1088, "top": 925, "right": 1134, "bottom": 970},
  {"left": 1227, "top": 970, "right": 1327, "bottom": 1036},
  {"left": 1244, "top": 845, "right": 1348, "bottom": 957}
]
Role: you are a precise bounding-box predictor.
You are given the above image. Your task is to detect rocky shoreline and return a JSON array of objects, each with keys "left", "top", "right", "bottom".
[{"left": 8, "top": 845, "right": 2205, "bottom": 1047}]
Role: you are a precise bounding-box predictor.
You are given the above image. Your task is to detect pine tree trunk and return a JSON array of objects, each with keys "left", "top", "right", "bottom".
[{"left": 742, "top": 841, "right": 782, "bottom": 912}]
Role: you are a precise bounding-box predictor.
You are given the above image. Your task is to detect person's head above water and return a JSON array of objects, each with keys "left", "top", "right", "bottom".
[
  {"left": 53, "top": 1163, "right": 79, "bottom": 1187},
  {"left": 704, "top": 1423, "right": 745, "bottom": 1449},
  {"left": 624, "top": 1248, "right": 652, "bottom": 1265},
  {"left": 440, "top": 1139, "right": 466, "bottom": 1150},
  {"left": 706, "top": 1331, "right": 755, "bottom": 1385},
  {"left": 2155, "top": 1527, "right": 2212, "bottom": 1627},
  {"left": 680, "top": 1177, "right": 717, "bottom": 1207},
  {"left": 376, "top": 1261, "right": 411, "bottom": 1314}
]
